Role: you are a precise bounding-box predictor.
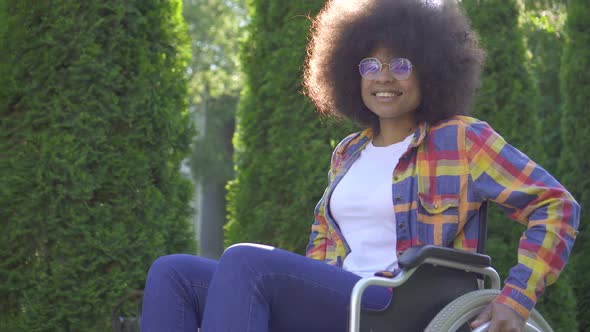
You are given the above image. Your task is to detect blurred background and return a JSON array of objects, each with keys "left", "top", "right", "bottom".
[{"left": 1, "top": 0, "right": 588, "bottom": 330}]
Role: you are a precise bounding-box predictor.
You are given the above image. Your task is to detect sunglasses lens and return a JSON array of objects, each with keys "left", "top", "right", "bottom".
[
  {"left": 359, "top": 58, "right": 381, "bottom": 78},
  {"left": 390, "top": 58, "right": 412, "bottom": 80}
]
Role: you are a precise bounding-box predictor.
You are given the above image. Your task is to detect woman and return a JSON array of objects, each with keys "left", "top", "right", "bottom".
[{"left": 141, "top": 0, "right": 580, "bottom": 331}]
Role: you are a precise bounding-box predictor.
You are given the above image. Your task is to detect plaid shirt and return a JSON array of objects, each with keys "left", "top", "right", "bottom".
[{"left": 306, "top": 116, "right": 580, "bottom": 319}]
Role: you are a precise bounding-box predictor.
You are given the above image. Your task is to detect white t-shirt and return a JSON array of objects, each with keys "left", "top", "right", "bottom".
[{"left": 330, "top": 134, "right": 413, "bottom": 277}]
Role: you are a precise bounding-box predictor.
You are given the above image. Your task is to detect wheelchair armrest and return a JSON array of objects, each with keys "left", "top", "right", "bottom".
[{"left": 398, "top": 245, "right": 491, "bottom": 270}]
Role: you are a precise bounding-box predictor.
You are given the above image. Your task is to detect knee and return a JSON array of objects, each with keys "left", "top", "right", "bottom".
[
  {"left": 219, "top": 243, "right": 275, "bottom": 270},
  {"left": 146, "top": 254, "right": 185, "bottom": 282}
]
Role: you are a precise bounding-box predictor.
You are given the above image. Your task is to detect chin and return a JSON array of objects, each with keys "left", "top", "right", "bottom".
[{"left": 371, "top": 109, "right": 406, "bottom": 118}]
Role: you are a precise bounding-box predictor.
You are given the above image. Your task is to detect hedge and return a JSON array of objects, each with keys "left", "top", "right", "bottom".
[
  {"left": 225, "top": 0, "right": 357, "bottom": 252},
  {"left": 558, "top": 0, "right": 590, "bottom": 330},
  {"left": 0, "top": 1, "right": 195, "bottom": 330}
]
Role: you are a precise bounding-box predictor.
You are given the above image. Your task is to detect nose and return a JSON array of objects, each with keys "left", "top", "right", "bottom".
[{"left": 374, "top": 66, "right": 395, "bottom": 83}]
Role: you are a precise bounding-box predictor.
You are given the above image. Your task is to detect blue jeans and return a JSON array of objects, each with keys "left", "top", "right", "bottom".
[{"left": 140, "top": 243, "right": 391, "bottom": 332}]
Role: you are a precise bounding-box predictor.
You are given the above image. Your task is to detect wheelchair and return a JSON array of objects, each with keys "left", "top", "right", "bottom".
[{"left": 348, "top": 203, "right": 553, "bottom": 332}]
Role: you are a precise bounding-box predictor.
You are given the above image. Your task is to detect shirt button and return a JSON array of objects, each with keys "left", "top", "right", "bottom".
[
  {"left": 434, "top": 203, "right": 439, "bottom": 209},
  {"left": 398, "top": 223, "right": 405, "bottom": 229},
  {"left": 395, "top": 196, "right": 401, "bottom": 202}
]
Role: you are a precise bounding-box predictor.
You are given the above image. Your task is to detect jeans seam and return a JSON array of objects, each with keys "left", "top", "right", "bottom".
[
  {"left": 158, "top": 259, "right": 201, "bottom": 331},
  {"left": 189, "top": 282, "right": 209, "bottom": 289},
  {"left": 246, "top": 292, "right": 256, "bottom": 332},
  {"left": 246, "top": 271, "right": 269, "bottom": 332},
  {"left": 176, "top": 296, "right": 184, "bottom": 331}
]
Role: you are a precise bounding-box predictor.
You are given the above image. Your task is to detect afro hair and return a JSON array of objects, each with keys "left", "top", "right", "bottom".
[{"left": 303, "top": 0, "right": 486, "bottom": 129}]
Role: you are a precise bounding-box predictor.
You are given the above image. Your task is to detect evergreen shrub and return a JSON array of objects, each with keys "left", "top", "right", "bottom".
[
  {"left": 225, "top": 0, "right": 356, "bottom": 252},
  {"left": 0, "top": 1, "right": 195, "bottom": 330},
  {"left": 558, "top": 0, "right": 590, "bottom": 330}
]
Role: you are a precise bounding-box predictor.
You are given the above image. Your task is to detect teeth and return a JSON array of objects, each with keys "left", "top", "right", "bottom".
[{"left": 375, "top": 92, "right": 400, "bottom": 97}]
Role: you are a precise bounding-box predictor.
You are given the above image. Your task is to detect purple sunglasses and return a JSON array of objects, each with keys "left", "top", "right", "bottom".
[{"left": 358, "top": 58, "right": 413, "bottom": 81}]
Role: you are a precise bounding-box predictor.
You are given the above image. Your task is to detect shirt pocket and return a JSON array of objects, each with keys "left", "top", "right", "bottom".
[{"left": 416, "top": 193, "right": 460, "bottom": 245}]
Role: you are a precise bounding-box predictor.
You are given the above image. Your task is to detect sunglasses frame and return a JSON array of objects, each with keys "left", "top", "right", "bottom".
[{"left": 358, "top": 57, "right": 413, "bottom": 81}]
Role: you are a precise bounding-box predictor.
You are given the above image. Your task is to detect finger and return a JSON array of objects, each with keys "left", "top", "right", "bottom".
[
  {"left": 470, "top": 305, "right": 492, "bottom": 328},
  {"left": 488, "top": 314, "right": 519, "bottom": 332}
]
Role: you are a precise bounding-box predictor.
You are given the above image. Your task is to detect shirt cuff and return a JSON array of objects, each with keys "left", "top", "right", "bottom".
[{"left": 495, "top": 285, "right": 536, "bottom": 320}]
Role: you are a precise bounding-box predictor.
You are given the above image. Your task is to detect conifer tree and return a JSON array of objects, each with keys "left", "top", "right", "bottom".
[
  {"left": 0, "top": 1, "right": 195, "bottom": 330},
  {"left": 225, "top": 0, "right": 356, "bottom": 252},
  {"left": 520, "top": 1, "right": 567, "bottom": 173},
  {"left": 558, "top": 0, "right": 590, "bottom": 329},
  {"left": 183, "top": 0, "right": 246, "bottom": 258}
]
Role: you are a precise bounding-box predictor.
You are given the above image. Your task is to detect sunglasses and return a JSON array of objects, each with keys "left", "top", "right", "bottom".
[{"left": 358, "top": 58, "right": 413, "bottom": 81}]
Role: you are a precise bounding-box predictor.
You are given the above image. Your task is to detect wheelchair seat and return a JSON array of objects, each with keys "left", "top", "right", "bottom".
[{"left": 356, "top": 245, "right": 491, "bottom": 332}]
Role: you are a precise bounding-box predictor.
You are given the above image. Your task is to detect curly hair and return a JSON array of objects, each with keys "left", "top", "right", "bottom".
[{"left": 303, "top": 0, "right": 485, "bottom": 129}]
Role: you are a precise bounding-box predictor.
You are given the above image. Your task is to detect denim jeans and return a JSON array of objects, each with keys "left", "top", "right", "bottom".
[{"left": 140, "top": 243, "right": 391, "bottom": 332}]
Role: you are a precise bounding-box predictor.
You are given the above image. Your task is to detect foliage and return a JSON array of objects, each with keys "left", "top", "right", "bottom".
[
  {"left": 225, "top": 0, "right": 357, "bottom": 252},
  {"left": 0, "top": 1, "right": 195, "bottom": 330},
  {"left": 184, "top": 0, "right": 245, "bottom": 103},
  {"left": 521, "top": 0, "right": 566, "bottom": 11},
  {"left": 184, "top": 0, "right": 245, "bottom": 182},
  {"left": 558, "top": 0, "right": 590, "bottom": 330},
  {"left": 182, "top": 0, "right": 246, "bottom": 258},
  {"left": 520, "top": 1, "right": 567, "bottom": 173},
  {"left": 462, "top": 0, "right": 576, "bottom": 329}
]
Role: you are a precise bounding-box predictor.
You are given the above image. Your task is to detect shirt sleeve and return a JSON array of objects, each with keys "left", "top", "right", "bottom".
[{"left": 466, "top": 120, "right": 580, "bottom": 319}]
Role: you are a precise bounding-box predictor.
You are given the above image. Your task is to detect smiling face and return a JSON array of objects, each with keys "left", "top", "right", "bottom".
[{"left": 360, "top": 47, "right": 421, "bottom": 124}]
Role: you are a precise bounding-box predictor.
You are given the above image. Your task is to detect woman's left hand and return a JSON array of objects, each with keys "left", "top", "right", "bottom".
[{"left": 470, "top": 302, "right": 526, "bottom": 332}]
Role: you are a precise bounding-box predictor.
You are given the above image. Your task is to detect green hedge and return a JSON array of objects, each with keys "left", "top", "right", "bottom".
[
  {"left": 0, "top": 1, "right": 195, "bottom": 330},
  {"left": 558, "top": 0, "right": 590, "bottom": 330},
  {"left": 225, "top": 0, "right": 356, "bottom": 252},
  {"left": 520, "top": 3, "right": 567, "bottom": 173}
]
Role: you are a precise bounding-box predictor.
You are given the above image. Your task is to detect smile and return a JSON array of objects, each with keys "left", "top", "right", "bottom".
[{"left": 373, "top": 90, "right": 403, "bottom": 97}]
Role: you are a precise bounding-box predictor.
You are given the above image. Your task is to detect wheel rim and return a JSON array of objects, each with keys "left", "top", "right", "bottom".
[
  {"left": 444, "top": 305, "right": 486, "bottom": 330},
  {"left": 440, "top": 305, "right": 544, "bottom": 332},
  {"left": 425, "top": 289, "right": 553, "bottom": 332}
]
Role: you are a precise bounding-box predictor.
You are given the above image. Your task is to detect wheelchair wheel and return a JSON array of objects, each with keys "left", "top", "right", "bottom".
[{"left": 424, "top": 289, "right": 553, "bottom": 332}]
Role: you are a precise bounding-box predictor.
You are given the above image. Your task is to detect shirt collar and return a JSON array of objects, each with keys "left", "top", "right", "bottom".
[
  {"left": 356, "top": 121, "right": 430, "bottom": 148},
  {"left": 410, "top": 121, "right": 430, "bottom": 148}
]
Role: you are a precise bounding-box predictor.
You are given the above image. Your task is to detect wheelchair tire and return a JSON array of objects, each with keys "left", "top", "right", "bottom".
[{"left": 424, "top": 289, "right": 553, "bottom": 332}]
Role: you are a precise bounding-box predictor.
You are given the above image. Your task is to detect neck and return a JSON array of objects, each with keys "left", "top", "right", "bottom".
[{"left": 373, "top": 115, "right": 417, "bottom": 147}]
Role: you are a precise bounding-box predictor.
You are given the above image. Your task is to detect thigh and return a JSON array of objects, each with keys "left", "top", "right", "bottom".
[{"left": 219, "top": 244, "right": 392, "bottom": 332}]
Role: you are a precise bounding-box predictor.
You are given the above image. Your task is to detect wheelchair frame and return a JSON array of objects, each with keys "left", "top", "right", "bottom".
[
  {"left": 349, "top": 249, "right": 500, "bottom": 331},
  {"left": 348, "top": 201, "right": 553, "bottom": 332},
  {"left": 348, "top": 245, "right": 552, "bottom": 332}
]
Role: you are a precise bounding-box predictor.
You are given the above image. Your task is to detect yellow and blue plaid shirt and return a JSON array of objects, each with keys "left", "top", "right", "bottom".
[{"left": 306, "top": 116, "right": 580, "bottom": 319}]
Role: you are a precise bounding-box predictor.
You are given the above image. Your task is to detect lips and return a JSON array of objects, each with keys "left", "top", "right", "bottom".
[
  {"left": 372, "top": 89, "right": 403, "bottom": 103},
  {"left": 372, "top": 90, "right": 403, "bottom": 97}
]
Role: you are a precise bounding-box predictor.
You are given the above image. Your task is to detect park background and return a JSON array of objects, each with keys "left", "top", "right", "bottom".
[{"left": 1, "top": 0, "right": 588, "bottom": 330}]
